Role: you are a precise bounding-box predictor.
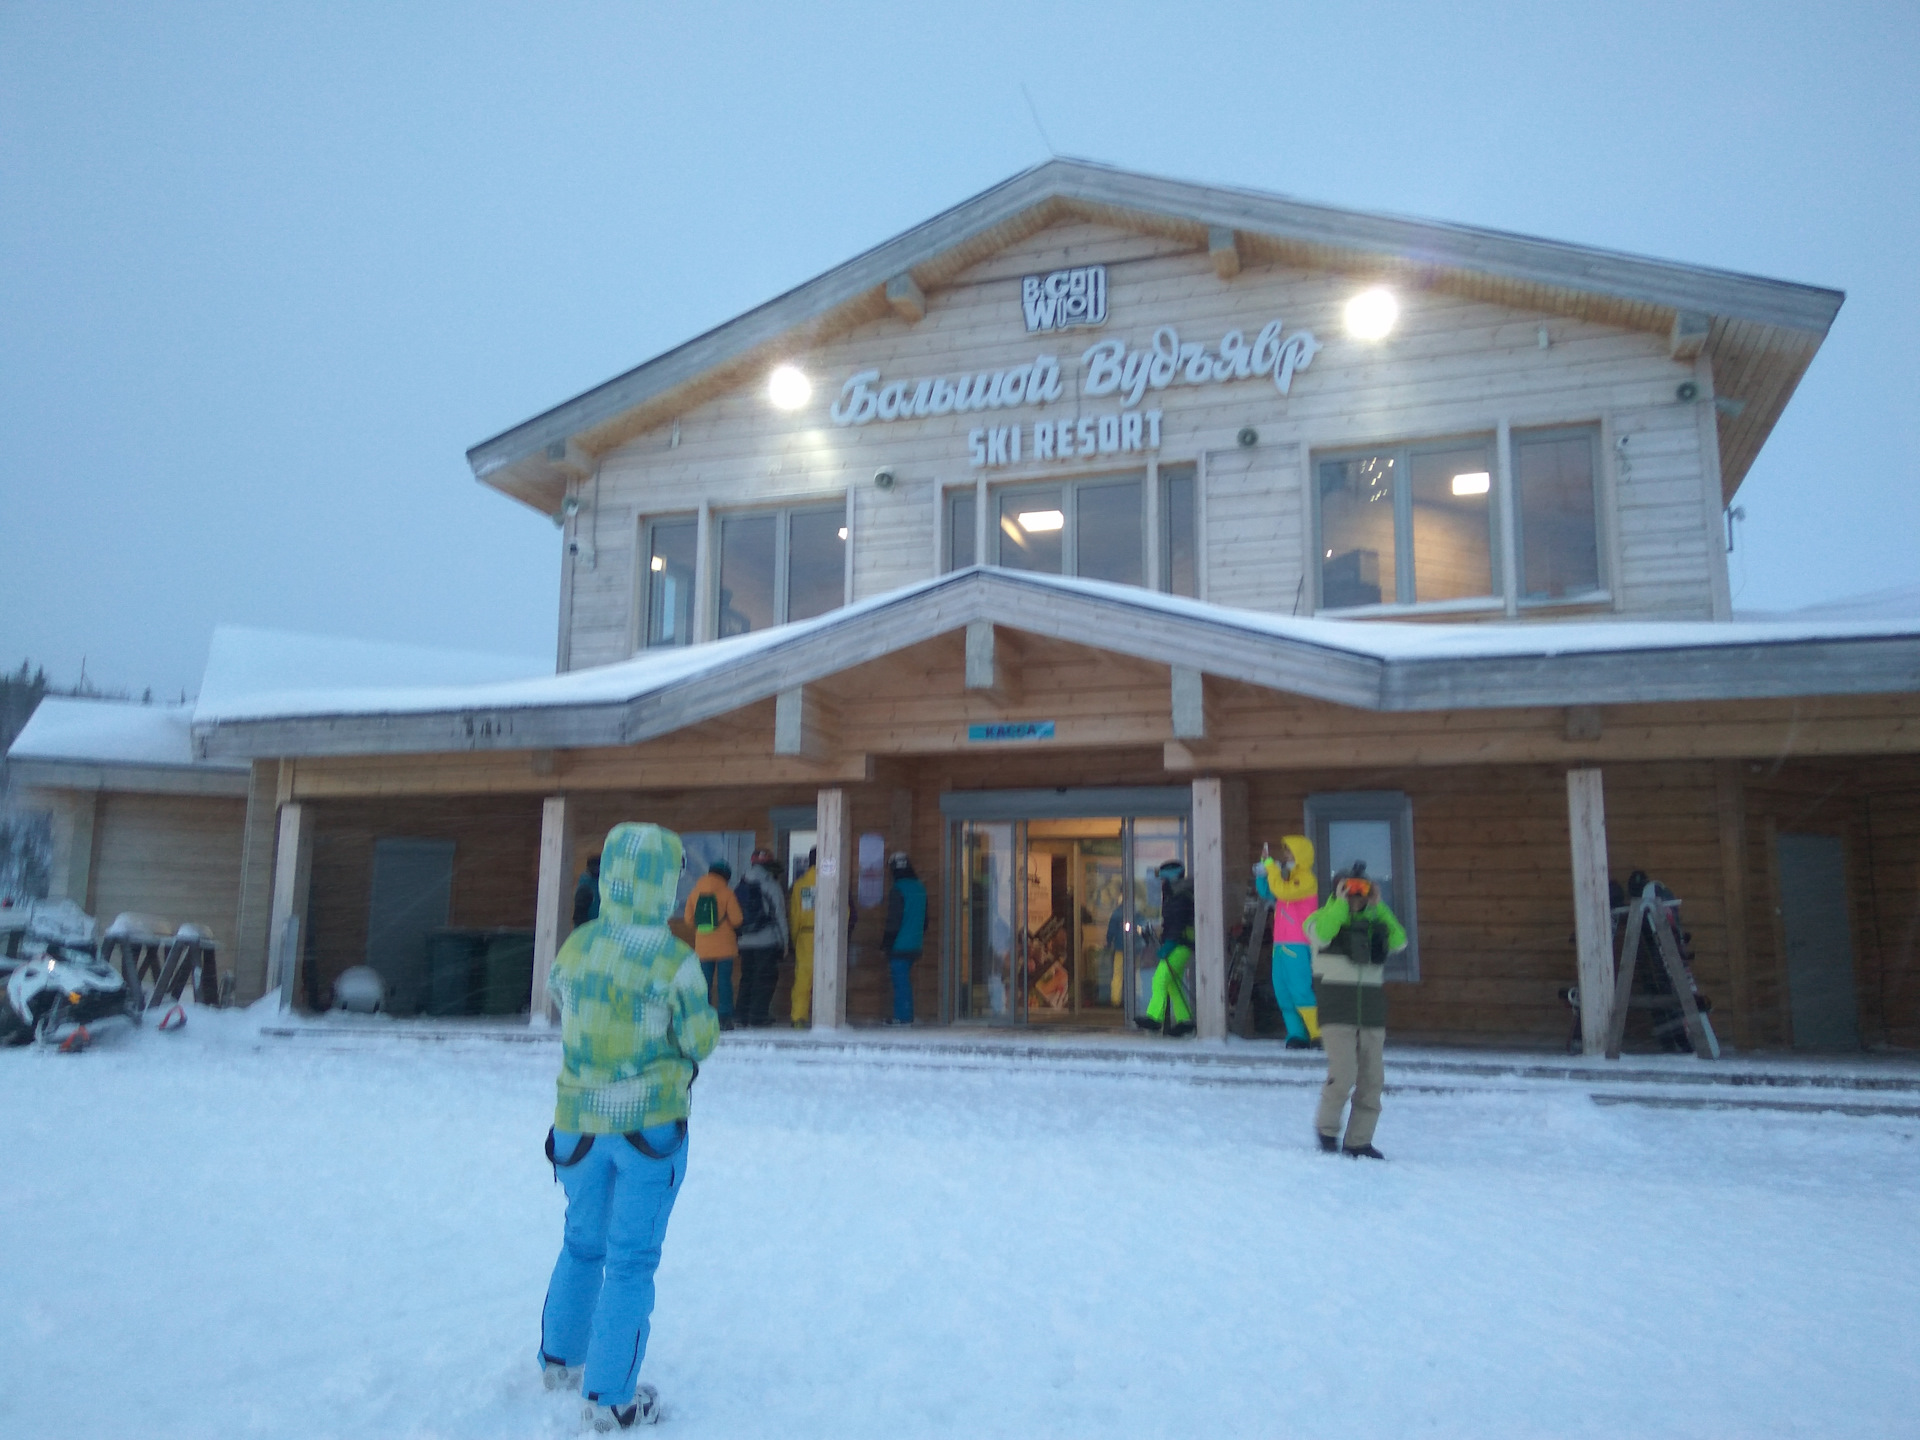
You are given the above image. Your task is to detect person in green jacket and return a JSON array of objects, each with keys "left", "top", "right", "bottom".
[
  {"left": 538, "top": 822, "right": 719, "bottom": 1430},
  {"left": 1304, "top": 862, "right": 1407, "bottom": 1159}
]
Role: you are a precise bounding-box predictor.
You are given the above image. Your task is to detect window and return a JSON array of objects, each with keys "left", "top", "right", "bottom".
[
  {"left": 1317, "top": 436, "right": 1498, "bottom": 609},
  {"left": 1160, "top": 463, "right": 1197, "bottom": 598},
  {"left": 642, "top": 517, "right": 698, "bottom": 648},
  {"left": 948, "top": 491, "right": 976, "bottom": 570},
  {"left": 717, "top": 503, "right": 846, "bottom": 638},
  {"left": 1303, "top": 790, "right": 1419, "bottom": 981},
  {"left": 992, "top": 473, "right": 1144, "bottom": 584},
  {"left": 1514, "top": 425, "right": 1601, "bottom": 603}
]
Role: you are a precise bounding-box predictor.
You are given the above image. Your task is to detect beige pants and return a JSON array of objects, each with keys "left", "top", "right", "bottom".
[{"left": 1315, "top": 1023, "right": 1385, "bottom": 1147}]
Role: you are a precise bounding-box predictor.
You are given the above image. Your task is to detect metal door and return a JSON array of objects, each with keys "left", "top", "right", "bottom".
[
  {"left": 365, "top": 838, "right": 455, "bottom": 1017},
  {"left": 1777, "top": 833, "right": 1862, "bottom": 1050}
]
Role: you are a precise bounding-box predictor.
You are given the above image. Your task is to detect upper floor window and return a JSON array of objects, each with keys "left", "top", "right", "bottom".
[
  {"left": 718, "top": 504, "right": 846, "bottom": 638},
  {"left": 1317, "top": 435, "right": 1499, "bottom": 610},
  {"left": 643, "top": 517, "right": 698, "bottom": 648},
  {"left": 1513, "top": 426, "right": 1602, "bottom": 604},
  {"left": 947, "top": 467, "right": 1197, "bottom": 596}
]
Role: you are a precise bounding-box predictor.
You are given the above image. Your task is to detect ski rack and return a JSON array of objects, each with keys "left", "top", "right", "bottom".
[{"left": 1603, "top": 879, "right": 1719, "bottom": 1060}]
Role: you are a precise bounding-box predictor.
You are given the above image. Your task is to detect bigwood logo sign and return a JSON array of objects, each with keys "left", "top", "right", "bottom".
[{"left": 1021, "top": 265, "right": 1107, "bottom": 332}]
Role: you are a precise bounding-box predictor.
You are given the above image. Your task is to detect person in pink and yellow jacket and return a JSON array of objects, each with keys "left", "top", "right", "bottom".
[{"left": 1254, "top": 835, "right": 1321, "bottom": 1049}]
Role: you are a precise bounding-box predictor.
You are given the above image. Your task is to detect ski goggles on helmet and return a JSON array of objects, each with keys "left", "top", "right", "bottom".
[{"left": 1339, "top": 876, "right": 1375, "bottom": 906}]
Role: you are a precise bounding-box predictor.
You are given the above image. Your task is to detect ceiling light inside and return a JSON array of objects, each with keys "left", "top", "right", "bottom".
[
  {"left": 1451, "top": 471, "right": 1491, "bottom": 496},
  {"left": 1017, "top": 509, "right": 1065, "bottom": 533},
  {"left": 650, "top": 556, "right": 665, "bottom": 572},
  {"left": 836, "top": 527, "right": 849, "bottom": 541}
]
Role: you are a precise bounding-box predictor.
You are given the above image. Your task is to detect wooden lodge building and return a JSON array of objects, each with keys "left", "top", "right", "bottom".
[{"left": 13, "top": 160, "right": 1920, "bottom": 1053}]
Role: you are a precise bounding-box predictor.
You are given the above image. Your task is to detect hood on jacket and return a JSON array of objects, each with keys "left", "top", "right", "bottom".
[
  {"left": 595, "top": 822, "right": 684, "bottom": 929},
  {"left": 1266, "top": 834, "right": 1318, "bottom": 902}
]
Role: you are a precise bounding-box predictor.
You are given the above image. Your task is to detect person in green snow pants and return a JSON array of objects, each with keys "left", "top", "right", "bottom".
[{"left": 1136, "top": 860, "right": 1197, "bottom": 1037}]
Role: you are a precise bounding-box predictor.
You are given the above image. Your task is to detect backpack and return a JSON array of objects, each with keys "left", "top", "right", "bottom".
[
  {"left": 693, "top": 890, "right": 720, "bottom": 934},
  {"left": 735, "top": 874, "right": 770, "bottom": 934}
]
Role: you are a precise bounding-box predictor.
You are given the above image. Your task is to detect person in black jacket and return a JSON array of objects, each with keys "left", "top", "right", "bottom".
[{"left": 571, "top": 854, "right": 601, "bottom": 928}]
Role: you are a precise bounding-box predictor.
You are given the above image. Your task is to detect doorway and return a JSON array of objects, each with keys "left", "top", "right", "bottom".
[
  {"left": 949, "top": 812, "right": 1189, "bottom": 1028},
  {"left": 1776, "top": 832, "right": 1862, "bottom": 1050}
]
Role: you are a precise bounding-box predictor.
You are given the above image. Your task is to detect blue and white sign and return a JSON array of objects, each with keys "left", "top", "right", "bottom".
[{"left": 967, "top": 721, "right": 1056, "bottom": 743}]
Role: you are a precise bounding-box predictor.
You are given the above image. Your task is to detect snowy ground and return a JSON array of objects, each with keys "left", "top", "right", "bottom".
[{"left": 4, "top": 1013, "right": 1917, "bottom": 1439}]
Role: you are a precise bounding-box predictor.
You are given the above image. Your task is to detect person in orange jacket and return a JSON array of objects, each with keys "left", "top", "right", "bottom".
[{"left": 683, "top": 860, "right": 744, "bottom": 1030}]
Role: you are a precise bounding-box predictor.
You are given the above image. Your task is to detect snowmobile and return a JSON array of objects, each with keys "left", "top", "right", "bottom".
[{"left": 1, "top": 927, "right": 137, "bottom": 1049}]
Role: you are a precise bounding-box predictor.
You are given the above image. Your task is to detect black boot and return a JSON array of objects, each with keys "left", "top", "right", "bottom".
[
  {"left": 1285, "top": 1036, "right": 1311, "bottom": 1050},
  {"left": 1317, "top": 1132, "right": 1339, "bottom": 1154},
  {"left": 1343, "top": 1143, "right": 1385, "bottom": 1160},
  {"left": 1166, "top": 1019, "right": 1195, "bottom": 1038},
  {"left": 1133, "top": 1014, "right": 1162, "bottom": 1033}
]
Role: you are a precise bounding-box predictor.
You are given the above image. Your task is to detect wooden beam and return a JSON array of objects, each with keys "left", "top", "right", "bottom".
[
  {"left": 885, "top": 272, "right": 927, "bottom": 324},
  {"left": 265, "top": 800, "right": 314, "bottom": 1011},
  {"left": 811, "top": 786, "right": 850, "bottom": 1030},
  {"left": 1565, "top": 705, "right": 1603, "bottom": 742},
  {"left": 1715, "top": 761, "right": 1753, "bottom": 1049},
  {"left": 1566, "top": 768, "right": 1614, "bottom": 1056},
  {"left": 964, "top": 619, "right": 1020, "bottom": 705},
  {"left": 774, "top": 685, "right": 841, "bottom": 761},
  {"left": 231, "top": 761, "right": 280, "bottom": 1004},
  {"left": 1208, "top": 225, "right": 1241, "bottom": 280},
  {"left": 1670, "top": 310, "right": 1712, "bottom": 361},
  {"left": 1190, "top": 775, "right": 1240, "bottom": 1041},
  {"left": 530, "top": 794, "right": 574, "bottom": 1026},
  {"left": 1171, "top": 666, "right": 1209, "bottom": 740}
]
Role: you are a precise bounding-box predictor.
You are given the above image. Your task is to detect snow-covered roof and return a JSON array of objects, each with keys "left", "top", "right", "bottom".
[
  {"left": 7, "top": 697, "right": 241, "bottom": 771},
  {"left": 194, "top": 625, "right": 550, "bottom": 724},
  {"left": 1737, "top": 582, "right": 1920, "bottom": 625},
  {"left": 191, "top": 569, "right": 1920, "bottom": 761}
]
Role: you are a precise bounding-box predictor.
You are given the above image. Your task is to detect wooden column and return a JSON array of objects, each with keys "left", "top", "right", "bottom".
[
  {"left": 231, "top": 760, "right": 281, "bottom": 1004},
  {"left": 811, "top": 786, "right": 850, "bottom": 1030},
  {"left": 1715, "top": 762, "right": 1753, "bottom": 1050},
  {"left": 530, "top": 794, "right": 575, "bottom": 1025},
  {"left": 1191, "top": 775, "right": 1244, "bottom": 1041},
  {"left": 265, "top": 801, "right": 315, "bottom": 1011},
  {"left": 1567, "top": 768, "right": 1615, "bottom": 1055}
]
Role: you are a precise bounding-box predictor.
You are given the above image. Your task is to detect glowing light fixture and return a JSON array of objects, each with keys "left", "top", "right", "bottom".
[
  {"left": 1017, "top": 509, "right": 1065, "bottom": 533},
  {"left": 1451, "top": 471, "right": 1491, "bottom": 497},
  {"left": 1344, "top": 287, "right": 1398, "bottom": 341},
  {"left": 767, "top": 364, "right": 811, "bottom": 411},
  {"left": 650, "top": 555, "right": 665, "bottom": 572},
  {"left": 837, "top": 526, "right": 849, "bottom": 541}
]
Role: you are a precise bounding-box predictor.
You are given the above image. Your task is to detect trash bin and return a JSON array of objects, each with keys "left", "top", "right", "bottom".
[
  {"left": 425, "top": 929, "right": 488, "bottom": 1016},
  {"left": 481, "top": 930, "right": 536, "bottom": 1015}
]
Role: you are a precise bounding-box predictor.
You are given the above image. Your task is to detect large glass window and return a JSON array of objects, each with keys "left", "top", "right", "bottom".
[
  {"left": 642, "top": 517, "right": 698, "bottom": 648},
  {"left": 1161, "top": 463, "right": 1197, "bottom": 598},
  {"left": 1305, "top": 790, "right": 1419, "bottom": 982},
  {"left": 1076, "top": 477, "right": 1143, "bottom": 586},
  {"left": 992, "top": 473, "right": 1148, "bottom": 583},
  {"left": 787, "top": 509, "right": 846, "bottom": 622},
  {"left": 1317, "top": 436, "right": 1498, "bottom": 610},
  {"left": 717, "top": 503, "right": 846, "bottom": 639},
  {"left": 948, "top": 491, "right": 976, "bottom": 570},
  {"left": 1514, "top": 426, "right": 1602, "bottom": 603}
]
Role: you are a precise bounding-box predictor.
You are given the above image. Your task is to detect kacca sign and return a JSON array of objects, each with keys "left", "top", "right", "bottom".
[{"left": 1021, "top": 265, "right": 1107, "bottom": 332}]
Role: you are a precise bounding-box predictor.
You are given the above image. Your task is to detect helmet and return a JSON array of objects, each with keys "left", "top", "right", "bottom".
[
  {"left": 750, "top": 848, "right": 776, "bottom": 869},
  {"left": 1154, "top": 860, "right": 1186, "bottom": 882}
]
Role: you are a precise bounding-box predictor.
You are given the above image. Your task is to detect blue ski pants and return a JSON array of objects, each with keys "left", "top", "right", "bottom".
[
  {"left": 539, "top": 1124, "right": 687, "bottom": 1407},
  {"left": 888, "top": 956, "right": 916, "bottom": 1022},
  {"left": 700, "top": 959, "right": 733, "bottom": 1018},
  {"left": 1271, "top": 942, "right": 1318, "bottom": 1041}
]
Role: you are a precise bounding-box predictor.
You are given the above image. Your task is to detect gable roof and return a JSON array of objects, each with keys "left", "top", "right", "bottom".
[
  {"left": 467, "top": 158, "right": 1843, "bottom": 515},
  {"left": 192, "top": 569, "right": 1920, "bottom": 760}
]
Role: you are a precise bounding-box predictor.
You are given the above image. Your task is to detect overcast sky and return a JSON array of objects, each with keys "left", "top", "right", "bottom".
[{"left": 3, "top": 1, "right": 1915, "bottom": 698}]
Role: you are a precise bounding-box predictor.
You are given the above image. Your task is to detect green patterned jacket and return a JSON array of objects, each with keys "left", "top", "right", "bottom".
[{"left": 549, "top": 823, "right": 719, "bottom": 1133}]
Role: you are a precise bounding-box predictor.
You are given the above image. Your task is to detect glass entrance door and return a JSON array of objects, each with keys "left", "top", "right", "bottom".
[{"left": 950, "top": 814, "right": 1188, "bottom": 1027}]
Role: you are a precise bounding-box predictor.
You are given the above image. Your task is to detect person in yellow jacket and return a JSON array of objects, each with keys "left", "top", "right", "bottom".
[
  {"left": 788, "top": 850, "right": 817, "bottom": 1027},
  {"left": 1254, "top": 836, "right": 1321, "bottom": 1049},
  {"left": 683, "top": 860, "right": 743, "bottom": 1030}
]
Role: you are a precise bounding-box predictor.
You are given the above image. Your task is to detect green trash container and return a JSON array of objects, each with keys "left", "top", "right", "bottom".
[
  {"left": 425, "top": 929, "right": 487, "bottom": 1016},
  {"left": 481, "top": 930, "right": 536, "bottom": 1015}
]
